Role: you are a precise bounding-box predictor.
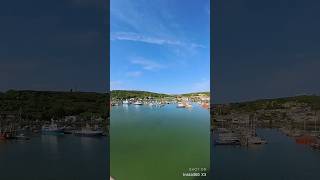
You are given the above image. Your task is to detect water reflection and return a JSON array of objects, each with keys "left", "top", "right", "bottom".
[{"left": 41, "top": 135, "right": 60, "bottom": 155}]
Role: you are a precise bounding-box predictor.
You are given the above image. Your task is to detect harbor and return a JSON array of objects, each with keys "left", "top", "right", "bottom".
[
  {"left": 0, "top": 115, "right": 108, "bottom": 143},
  {"left": 110, "top": 90, "right": 210, "bottom": 110}
]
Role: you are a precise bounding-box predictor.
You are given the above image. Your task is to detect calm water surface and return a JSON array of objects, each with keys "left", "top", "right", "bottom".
[
  {"left": 110, "top": 104, "right": 210, "bottom": 180},
  {"left": 0, "top": 134, "right": 108, "bottom": 180},
  {"left": 212, "top": 129, "right": 320, "bottom": 180}
]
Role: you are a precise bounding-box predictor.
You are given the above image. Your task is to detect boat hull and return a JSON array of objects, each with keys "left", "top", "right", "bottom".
[
  {"left": 42, "top": 129, "right": 64, "bottom": 135},
  {"left": 74, "top": 131, "right": 103, "bottom": 137}
]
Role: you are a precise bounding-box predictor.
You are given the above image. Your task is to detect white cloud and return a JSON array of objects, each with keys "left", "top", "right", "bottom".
[
  {"left": 126, "top": 71, "right": 142, "bottom": 77},
  {"left": 111, "top": 32, "right": 204, "bottom": 49},
  {"left": 111, "top": 0, "right": 208, "bottom": 57},
  {"left": 131, "top": 58, "right": 165, "bottom": 70}
]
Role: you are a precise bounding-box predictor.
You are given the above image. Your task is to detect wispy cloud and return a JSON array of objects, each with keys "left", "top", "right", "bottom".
[
  {"left": 111, "top": 0, "right": 171, "bottom": 36},
  {"left": 131, "top": 58, "right": 165, "bottom": 70},
  {"left": 111, "top": 32, "right": 204, "bottom": 49},
  {"left": 126, "top": 71, "right": 143, "bottom": 77},
  {"left": 111, "top": 0, "right": 206, "bottom": 56}
]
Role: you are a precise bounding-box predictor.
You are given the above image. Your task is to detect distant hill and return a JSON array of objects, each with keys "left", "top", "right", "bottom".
[
  {"left": 111, "top": 90, "right": 171, "bottom": 99},
  {"left": 181, "top": 92, "right": 210, "bottom": 97},
  {"left": 222, "top": 95, "right": 320, "bottom": 111},
  {"left": 0, "top": 90, "right": 109, "bottom": 121}
]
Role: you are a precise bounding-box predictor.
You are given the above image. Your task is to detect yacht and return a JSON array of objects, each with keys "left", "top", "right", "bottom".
[
  {"left": 215, "top": 133, "right": 241, "bottom": 145},
  {"left": 177, "top": 102, "right": 185, "bottom": 108},
  {"left": 247, "top": 136, "right": 267, "bottom": 145},
  {"left": 42, "top": 120, "right": 64, "bottom": 134},
  {"left": 74, "top": 124, "right": 103, "bottom": 137},
  {"left": 133, "top": 101, "right": 143, "bottom": 105},
  {"left": 14, "top": 134, "right": 30, "bottom": 140},
  {"left": 185, "top": 103, "right": 192, "bottom": 108}
]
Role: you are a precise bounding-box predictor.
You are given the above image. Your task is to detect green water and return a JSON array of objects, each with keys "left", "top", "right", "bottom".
[{"left": 110, "top": 104, "right": 210, "bottom": 180}]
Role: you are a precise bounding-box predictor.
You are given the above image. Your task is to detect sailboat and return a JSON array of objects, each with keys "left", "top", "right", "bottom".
[{"left": 177, "top": 102, "right": 185, "bottom": 108}]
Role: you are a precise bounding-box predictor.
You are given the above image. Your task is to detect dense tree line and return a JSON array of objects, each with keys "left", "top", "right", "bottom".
[
  {"left": 0, "top": 90, "right": 109, "bottom": 121},
  {"left": 227, "top": 95, "right": 320, "bottom": 112},
  {"left": 111, "top": 90, "right": 171, "bottom": 100}
]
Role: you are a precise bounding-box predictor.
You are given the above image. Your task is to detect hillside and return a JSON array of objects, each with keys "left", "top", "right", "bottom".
[
  {"left": 219, "top": 95, "right": 320, "bottom": 112},
  {"left": 0, "top": 90, "right": 109, "bottom": 121},
  {"left": 181, "top": 92, "right": 210, "bottom": 97},
  {"left": 111, "top": 90, "right": 172, "bottom": 99}
]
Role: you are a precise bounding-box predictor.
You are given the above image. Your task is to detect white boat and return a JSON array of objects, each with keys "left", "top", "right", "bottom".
[
  {"left": 74, "top": 124, "right": 103, "bottom": 137},
  {"left": 177, "top": 102, "right": 185, "bottom": 108},
  {"left": 133, "top": 101, "right": 143, "bottom": 105},
  {"left": 247, "top": 136, "right": 267, "bottom": 145},
  {"left": 14, "top": 133, "right": 30, "bottom": 140},
  {"left": 42, "top": 120, "right": 64, "bottom": 134},
  {"left": 123, "top": 100, "right": 129, "bottom": 104},
  {"left": 215, "top": 133, "right": 241, "bottom": 145}
]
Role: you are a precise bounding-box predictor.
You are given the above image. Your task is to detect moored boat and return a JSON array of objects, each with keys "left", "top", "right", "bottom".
[
  {"left": 14, "top": 133, "right": 30, "bottom": 140},
  {"left": 133, "top": 101, "right": 143, "bottom": 105},
  {"left": 214, "top": 133, "right": 241, "bottom": 146},
  {"left": 185, "top": 103, "right": 192, "bottom": 108},
  {"left": 177, "top": 102, "right": 185, "bottom": 108},
  {"left": 247, "top": 136, "right": 267, "bottom": 145},
  {"left": 295, "top": 135, "right": 316, "bottom": 145},
  {"left": 310, "top": 142, "right": 320, "bottom": 150},
  {"left": 74, "top": 124, "right": 103, "bottom": 137},
  {"left": 0, "top": 134, "right": 6, "bottom": 141},
  {"left": 42, "top": 120, "right": 64, "bottom": 135}
]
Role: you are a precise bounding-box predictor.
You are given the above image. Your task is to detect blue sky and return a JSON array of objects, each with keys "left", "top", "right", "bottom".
[{"left": 110, "top": 0, "right": 210, "bottom": 94}]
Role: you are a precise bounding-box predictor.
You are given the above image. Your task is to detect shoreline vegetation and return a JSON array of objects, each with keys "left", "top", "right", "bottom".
[
  {"left": 110, "top": 90, "right": 210, "bottom": 107},
  {"left": 0, "top": 89, "right": 210, "bottom": 141},
  {"left": 212, "top": 95, "right": 320, "bottom": 150},
  {"left": 0, "top": 90, "right": 109, "bottom": 140},
  {"left": 111, "top": 90, "right": 210, "bottom": 99}
]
